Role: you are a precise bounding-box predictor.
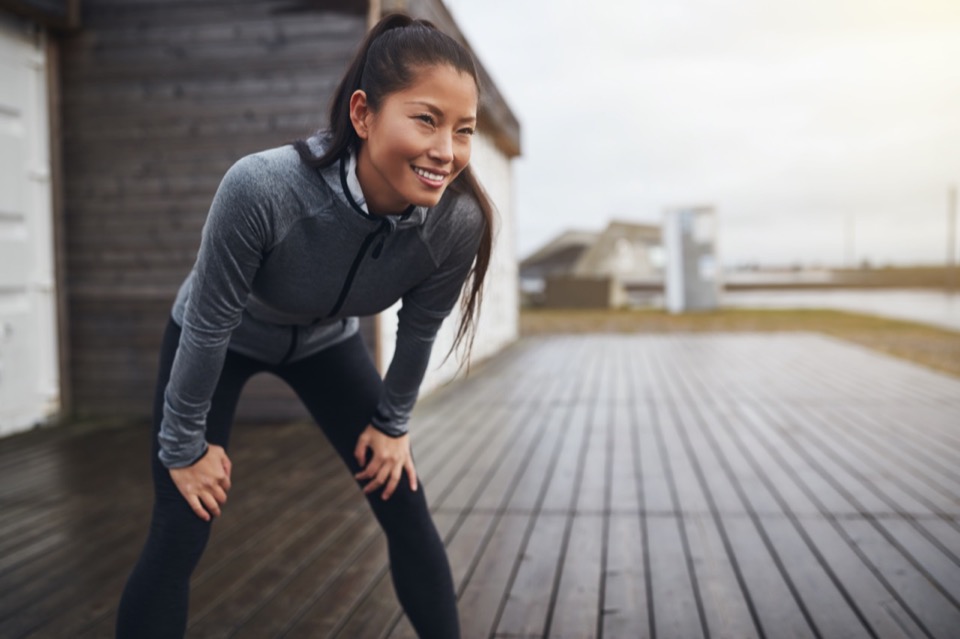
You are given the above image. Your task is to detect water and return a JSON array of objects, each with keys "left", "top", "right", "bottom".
[{"left": 720, "top": 289, "right": 960, "bottom": 332}]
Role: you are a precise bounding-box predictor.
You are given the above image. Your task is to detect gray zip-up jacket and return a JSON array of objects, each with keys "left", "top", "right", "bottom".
[{"left": 159, "top": 132, "right": 484, "bottom": 468}]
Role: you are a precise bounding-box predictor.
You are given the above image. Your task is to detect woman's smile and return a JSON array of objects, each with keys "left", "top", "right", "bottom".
[{"left": 412, "top": 164, "right": 449, "bottom": 188}]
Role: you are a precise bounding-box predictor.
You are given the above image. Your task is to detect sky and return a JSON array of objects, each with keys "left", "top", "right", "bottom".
[{"left": 443, "top": 0, "right": 960, "bottom": 268}]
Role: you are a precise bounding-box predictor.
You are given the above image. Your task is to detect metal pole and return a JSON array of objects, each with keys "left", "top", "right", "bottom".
[
  {"left": 845, "top": 214, "right": 855, "bottom": 269},
  {"left": 949, "top": 185, "right": 957, "bottom": 291}
]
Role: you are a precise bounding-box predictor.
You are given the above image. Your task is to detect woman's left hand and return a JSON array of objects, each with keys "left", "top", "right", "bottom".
[{"left": 353, "top": 425, "right": 418, "bottom": 500}]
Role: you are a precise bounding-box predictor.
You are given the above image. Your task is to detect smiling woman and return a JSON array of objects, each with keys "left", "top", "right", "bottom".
[
  {"left": 115, "top": 13, "right": 494, "bottom": 639},
  {"left": 351, "top": 64, "right": 479, "bottom": 212}
]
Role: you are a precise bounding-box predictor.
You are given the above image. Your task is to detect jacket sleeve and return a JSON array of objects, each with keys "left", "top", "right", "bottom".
[
  {"left": 369, "top": 206, "right": 485, "bottom": 436},
  {"left": 158, "top": 156, "right": 271, "bottom": 468}
]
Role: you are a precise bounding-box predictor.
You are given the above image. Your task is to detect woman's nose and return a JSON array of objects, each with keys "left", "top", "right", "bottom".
[{"left": 428, "top": 134, "right": 454, "bottom": 163}]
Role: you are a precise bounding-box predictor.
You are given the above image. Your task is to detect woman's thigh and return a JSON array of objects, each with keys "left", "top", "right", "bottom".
[
  {"left": 274, "top": 333, "right": 384, "bottom": 474},
  {"left": 149, "top": 318, "right": 265, "bottom": 498}
]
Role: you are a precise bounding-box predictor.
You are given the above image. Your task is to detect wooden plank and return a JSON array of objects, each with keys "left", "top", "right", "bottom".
[
  {"left": 548, "top": 513, "right": 604, "bottom": 638},
  {"left": 228, "top": 514, "right": 383, "bottom": 638},
  {"left": 493, "top": 511, "right": 567, "bottom": 637},
  {"left": 838, "top": 518, "right": 960, "bottom": 638},
  {"left": 440, "top": 513, "right": 530, "bottom": 639},
  {"left": 601, "top": 347, "right": 652, "bottom": 638},
  {"left": 649, "top": 390, "right": 768, "bottom": 639},
  {"left": 824, "top": 404, "right": 960, "bottom": 507},
  {"left": 845, "top": 403, "right": 960, "bottom": 473},
  {"left": 735, "top": 400, "right": 936, "bottom": 638},
  {"left": 493, "top": 350, "right": 604, "bottom": 637},
  {"left": 545, "top": 342, "right": 609, "bottom": 638},
  {"left": 602, "top": 513, "right": 649, "bottom": 639},
  {"left": 670, "top": 342, "right": 906, "bottom": 638},
  {"left": 772, "top": 401, "right": 960, "bottom": 600},
  {"left": 636, "top": 380, "right": 707, "bottom": 639},
  {"left": 314, "top": 511, "right": 467, "bottom": 639}
]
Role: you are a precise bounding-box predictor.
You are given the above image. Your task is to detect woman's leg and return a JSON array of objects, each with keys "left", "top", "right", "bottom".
[
  {"left": 276, "top": 334, "right": 461, "bottom": 639},
  {"left": 116, "top": 318, "right": 264, "bottom": 639}
]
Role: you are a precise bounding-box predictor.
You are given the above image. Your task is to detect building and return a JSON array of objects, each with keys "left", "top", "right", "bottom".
[
  {"left": 519, "top": 220, "right": 663, "bottom": 308},
  {"left": 0, "top": 0, "right": 520, "bottom": 435}
]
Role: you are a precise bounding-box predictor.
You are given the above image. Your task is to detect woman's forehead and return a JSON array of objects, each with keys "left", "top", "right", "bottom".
[{"left": 395, "top": 64, "right": 478, "bottom": 109}]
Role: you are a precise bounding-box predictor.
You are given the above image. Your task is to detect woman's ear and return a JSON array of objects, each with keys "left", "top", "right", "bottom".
[{"left": 349, "top": 90, "right": 372, "bottom": 140}]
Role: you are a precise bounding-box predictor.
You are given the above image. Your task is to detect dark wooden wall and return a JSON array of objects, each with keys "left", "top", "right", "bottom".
[{"left": 59, "top": 0, "right": 374, "bottom": 422}]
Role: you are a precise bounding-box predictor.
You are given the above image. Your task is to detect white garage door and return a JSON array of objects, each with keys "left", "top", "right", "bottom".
[{"left": 0, "top": 13, "right": 59, "bottom": 436}]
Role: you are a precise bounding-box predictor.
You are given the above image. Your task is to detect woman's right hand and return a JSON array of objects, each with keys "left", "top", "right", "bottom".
[{"left": 168, "top": 443, "right": 232, "bottom": 522}]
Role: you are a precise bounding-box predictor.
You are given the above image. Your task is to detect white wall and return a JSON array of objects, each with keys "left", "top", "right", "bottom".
[
  {"left": 378, "top": 131, "right": 519, "bottom": 396},
  {"left": 0, "top": 13, "right": 60, "bottom": 436}
]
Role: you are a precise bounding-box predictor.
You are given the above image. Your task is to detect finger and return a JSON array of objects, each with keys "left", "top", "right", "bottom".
[
  {"left": 355, "top": 453, "right": 382, "bottom": 481},
  {"left": 222, "top": 455, "right": 232, "bottom": 477},
  {"left": 212, "top": 484, "right": 228, "bottom": 505},
  {"left": 354, "top": 460, "right": 375, "bottom": 481},
  {"left": 217, "top": 461, "right": 231, "bottom": 490},
  {"left": 354, "top": 434, "right": 369, "bottom": 468},
  {"left": 199, "top": 492, "right": 222, "bottom": 518},
  {"left": 365, "top": 465, "right": 392, "bottom": 495},
  {"left": 405, "top": 458, "right": 418, "bottom": 492},
  {"left": 382, "top": 465, "right": 403, "bottom": 500},
  {"left": 188, "top": 495, "right": 211, "bottom": 522}
]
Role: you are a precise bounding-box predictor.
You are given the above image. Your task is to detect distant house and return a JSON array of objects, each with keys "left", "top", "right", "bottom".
[
  {"left": 520, "top": 220, "right": 663, "bottom": 308},
  {"left": 519, "top": 229, "right": 599, "bottom": 294},
  {"left": 0, "top": 0, "right": 520, "bottom": 435}
]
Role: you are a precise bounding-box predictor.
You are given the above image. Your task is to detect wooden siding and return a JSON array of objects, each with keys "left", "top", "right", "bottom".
[
  {"left": 59, "top": 0, "right": 371, "bottom": 421},
  {"left": 1, "top": 333, "right": 959, "bottom": 637}
]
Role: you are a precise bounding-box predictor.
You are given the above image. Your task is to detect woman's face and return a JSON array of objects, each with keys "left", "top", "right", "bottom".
[{"left": 350, "top": 64, "right": 479, "bottom": 214}]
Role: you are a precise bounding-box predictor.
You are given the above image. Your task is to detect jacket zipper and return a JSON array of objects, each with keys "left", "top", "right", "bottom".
[
  {"left": 324, "top": 220, "right": 391, "bottom": 320},
  {"left": 286, "top": 223, "right": 384, "bottom": 361}
]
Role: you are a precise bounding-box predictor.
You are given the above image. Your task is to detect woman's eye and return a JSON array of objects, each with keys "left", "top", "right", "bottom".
[
  {"left": 415, "top": 114, "right": 435, "bottom": 126},
  {"left": 458, "top": 127, "right": 475, "bottom": 136}
]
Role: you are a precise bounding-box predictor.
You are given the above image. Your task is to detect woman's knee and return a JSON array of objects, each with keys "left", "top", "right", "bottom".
[
  {"left": 365, "top": 478, "right": 436, "bottom": 536},
  {"left": 141, "top": 496, "right": 214, "bottom": 573}
]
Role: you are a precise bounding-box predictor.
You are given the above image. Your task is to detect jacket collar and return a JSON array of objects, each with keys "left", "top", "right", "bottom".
[{"left": 307, "top": 131, "right": 428, "bottom": 232}]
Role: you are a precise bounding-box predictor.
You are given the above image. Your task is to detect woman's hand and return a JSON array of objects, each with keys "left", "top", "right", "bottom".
[
  {"left": 353, "top": 425, "right": 418, "bottom": 500},
  {"left": 168, "top": 443, "right": 232, "bottom": 522}
]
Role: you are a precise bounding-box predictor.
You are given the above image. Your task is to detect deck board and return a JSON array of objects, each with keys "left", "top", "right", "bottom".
[{"left": 1, "top": 332, "right": 959, "bottom": 638}]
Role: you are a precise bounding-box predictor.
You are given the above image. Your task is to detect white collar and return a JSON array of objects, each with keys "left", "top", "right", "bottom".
[{"left": 344, "top": 149, "right": 369, "bottom": 213}]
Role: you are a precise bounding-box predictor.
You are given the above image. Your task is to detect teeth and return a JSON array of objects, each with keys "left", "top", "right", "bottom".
[{"left": 413, "top": 167, "right": 445, "bottom": 181}]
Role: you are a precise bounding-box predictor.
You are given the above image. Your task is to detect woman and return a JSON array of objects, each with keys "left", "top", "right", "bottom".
[{"left": 116, "top": 13, "right": 494, "bottom": 639}]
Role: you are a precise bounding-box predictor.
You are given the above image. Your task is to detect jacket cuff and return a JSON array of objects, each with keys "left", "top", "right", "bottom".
[
  {"left": 159, "top": 441, "right": 210, "bottom": 469},
  {"left": 370, "top": 409, "right": 408, "bottom": 437}
]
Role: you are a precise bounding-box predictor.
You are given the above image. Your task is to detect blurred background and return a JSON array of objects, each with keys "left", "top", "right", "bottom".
[{"left": 1, "top": 0, "right": 958, "bottom": 432}]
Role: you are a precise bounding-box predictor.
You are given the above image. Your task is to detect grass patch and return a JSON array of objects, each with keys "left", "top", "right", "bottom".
[{"left": 520, "top": 307, "right": 960, "bottom": 378}]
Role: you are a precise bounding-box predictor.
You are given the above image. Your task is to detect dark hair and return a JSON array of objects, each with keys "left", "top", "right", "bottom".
[{"left": 292, "top": 13, "right": 495, "bottom": 374}]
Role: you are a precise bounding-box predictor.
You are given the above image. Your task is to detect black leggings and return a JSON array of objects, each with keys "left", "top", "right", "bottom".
[{"left": 116, "top": 318, "right": 459, "bottom": 638}]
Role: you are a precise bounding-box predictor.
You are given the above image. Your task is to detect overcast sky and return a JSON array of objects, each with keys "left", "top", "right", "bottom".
[{"left": 443, "top": 0, "right": 960, "bottom": 267}]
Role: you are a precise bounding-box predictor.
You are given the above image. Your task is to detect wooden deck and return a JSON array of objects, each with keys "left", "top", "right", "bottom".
[{"left": 1, "top": 332, "right": 959, "bottom": 638}]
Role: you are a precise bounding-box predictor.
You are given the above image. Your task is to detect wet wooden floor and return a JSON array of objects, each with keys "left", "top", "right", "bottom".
[{"left": 1, "top": 332, "right": 959, "bottom": 638}]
